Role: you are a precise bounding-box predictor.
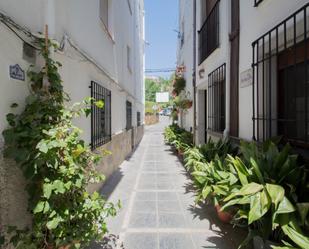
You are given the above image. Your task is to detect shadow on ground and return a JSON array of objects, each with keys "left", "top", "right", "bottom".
[{"left": 89, "top": 234, "right": 124, "bottom": 249}]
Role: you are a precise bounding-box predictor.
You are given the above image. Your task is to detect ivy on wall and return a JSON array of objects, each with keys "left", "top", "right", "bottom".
[{"left": 1, "top": 38, "right": 119, "bottom": 249}]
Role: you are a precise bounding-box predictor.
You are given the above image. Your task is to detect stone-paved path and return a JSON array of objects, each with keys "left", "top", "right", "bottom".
[{"left": 98, "top": 117, "right": 246, "bottom": 249}]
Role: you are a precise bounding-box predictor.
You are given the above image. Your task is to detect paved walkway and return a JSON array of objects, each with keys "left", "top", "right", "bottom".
[{"left": 98, "top": 117, "right": 246, "bottom": 249}]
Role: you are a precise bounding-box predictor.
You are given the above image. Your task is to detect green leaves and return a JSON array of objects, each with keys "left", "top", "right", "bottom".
[
  {"left": 33, "top": 201, "right": 49, "bottom": 214},
  {"left": 46, "top": 216, "right": 62, "bottom": 230},
  {"left": 266, "top": 184, "right": 285, "bottom": 209},
  {"left": 248, "top": 189, "right": 271, "bottom": 224},
  {"left": 281, "top": 224, "right": 309, "bottom": 249}
]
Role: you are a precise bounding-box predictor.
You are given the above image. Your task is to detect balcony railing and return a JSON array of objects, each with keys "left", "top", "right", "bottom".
[{"left": 199, "top": 0, "right": 220, "bottom": 64}]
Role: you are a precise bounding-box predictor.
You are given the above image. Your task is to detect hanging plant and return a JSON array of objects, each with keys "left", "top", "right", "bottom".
[
  {"left": 172, "top": 77, "right": 186, "bottom": 96},
  {"left": 1, "top": 38, "right": 119, "bottom": 249},
  {"left": 173, "top": 91, "right": 192, "bottom": 110}
]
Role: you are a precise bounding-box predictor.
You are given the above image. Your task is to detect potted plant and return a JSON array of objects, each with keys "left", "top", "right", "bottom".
[
  {"left": 191, "top": 158, "right": 239, "bottom": 224},
  {"left": 222, "top": 141, "right": 309, "bottom": 248}
]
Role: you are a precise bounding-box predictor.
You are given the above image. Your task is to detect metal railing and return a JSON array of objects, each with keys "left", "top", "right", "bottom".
[
  {"left": 199, "top": 0, "right": 220, "bottom": 64},
  {"left": 208, "top": 63, "right": 226, "bottom": 133},
  {"left": 252, "top": 3, "right": 309, "bottom": 147},
  {"left": 90, "top": 81, "right": 111, "bottom": 150}
]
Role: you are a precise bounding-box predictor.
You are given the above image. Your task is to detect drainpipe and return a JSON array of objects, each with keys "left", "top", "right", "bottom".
[{"left": 192, "top": 0, "right": 197, "bottom": 145}]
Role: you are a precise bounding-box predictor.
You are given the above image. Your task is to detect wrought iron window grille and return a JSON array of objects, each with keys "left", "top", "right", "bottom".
[
  {"left": 252, "top": 3, "right": 309, "bottom": 147},
  {"left": 90, "top": 81, "right": 111, "bottom": 150},
  {"left": 208, "top": 63, "right": 226, "bottom": 133}
]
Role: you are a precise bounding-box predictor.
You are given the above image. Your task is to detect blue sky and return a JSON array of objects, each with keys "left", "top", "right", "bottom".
[{"left": 145, "top": 0, "right": 179, "bottom": 78}]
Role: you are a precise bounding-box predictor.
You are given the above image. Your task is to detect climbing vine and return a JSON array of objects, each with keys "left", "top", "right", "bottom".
[{"left": 1, "top": 38, "right": 119, "bottom": 248}]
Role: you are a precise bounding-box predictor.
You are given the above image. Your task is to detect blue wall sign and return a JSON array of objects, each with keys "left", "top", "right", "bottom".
[{"left": 9, "top": 64, "right": 25, "bottom": 81}]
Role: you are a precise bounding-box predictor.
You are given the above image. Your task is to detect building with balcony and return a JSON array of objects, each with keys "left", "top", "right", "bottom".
[
  {"left": 0, "top": 0, "right": 144, "bottom": 229},
  {"left": 178, "top": 0, "right": 309, "bottom": 152}
]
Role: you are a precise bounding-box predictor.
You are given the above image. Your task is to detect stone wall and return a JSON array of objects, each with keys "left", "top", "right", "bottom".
[
  {"left": 145, "top": 114, "right": 159, "bottom": 125},
  {"left": 0, "top": 126, "right": 144, "bottom": 231}
]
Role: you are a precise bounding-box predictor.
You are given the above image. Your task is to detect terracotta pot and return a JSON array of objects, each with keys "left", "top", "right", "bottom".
[
  {"left": 215, "top": 205, "right": 233, "bottom": 224},
  {"left": 178, "top": 149, "right": 184, "bottom": 155}
]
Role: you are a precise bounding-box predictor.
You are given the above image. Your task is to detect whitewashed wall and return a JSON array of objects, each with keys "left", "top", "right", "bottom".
[
  {"left": 194, "top": 0, "right": 308, "bottom": 143},
  {"left": 238, "top": 0, "right": 309, "bottom": 140},
  {"left": 196, "top": 0, "right": 231, "bottom": 143},
  {"left": 178, "top": 0, "right": 194, "bottom": 132},
  {"left": 0, "top": 0, "right": 145, "bottom": 140}
]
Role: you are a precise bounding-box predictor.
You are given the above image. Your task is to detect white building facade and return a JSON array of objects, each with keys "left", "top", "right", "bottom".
[
  {"left": 177, "top": 0, "right": 194, "bottom": 132},
  {"left": 179, "top": 0, "right": 309, "bottom": 151},
  {"left": 0, "top": 0, "right": 144, "bottom": 229}
]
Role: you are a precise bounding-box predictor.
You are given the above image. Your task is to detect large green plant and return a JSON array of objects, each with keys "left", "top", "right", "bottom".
[
  {"left": 191, "top": 157, "right": 240, "bottom": 205},
  {"left": 184, "top": 138, "right": 237, "bottom": 171},
  {"left": 199, "top": 138, "right": 238, "bottom": 162},
  {"left": 222, "top": 141, "right": 309, "bottom": 249},
  {"left": 1, "top": 39, "right": 119, "bottom": 248}
]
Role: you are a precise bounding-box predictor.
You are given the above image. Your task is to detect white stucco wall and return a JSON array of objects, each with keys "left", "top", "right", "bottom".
[
  {"left": 238, "top": 0, "right": 309, "bottom": 140},
  {"left": 0, "top": 0, "right": 145, "bottom": 139},
  {"left": 177, "top": 0, "right": 194, "bottom": 132},
  {"left": 195, "top": 0, "right": 231, "bottom": 143},
  {"left": 192, "top": 0, "right": 309, "bottom": 143}
]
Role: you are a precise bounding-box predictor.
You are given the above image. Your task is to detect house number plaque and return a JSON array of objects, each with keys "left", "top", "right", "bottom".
[{"left": 9, "top": 64, "right": 25, "bottom": 81}]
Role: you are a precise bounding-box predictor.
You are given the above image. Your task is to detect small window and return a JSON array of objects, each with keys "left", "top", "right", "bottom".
[
  {"left": 90, "top": 81, "right": 111, "bottom": 150},
  {"left": 137, "top": 112, "right": 141, "bottom": 126},
  {"left": 126, "top": 101, "right": 132, "bottom": 130},
  {"left": 100, "top": 0, "right": 109, "bottom": 29},
  {"left": 208, "top": 64, "right": 226, "bottom": 133},
  {"left": 254, "top": 0, "right": 264, "bottom": 7},
  {"left": 127, "top": 45, "right": 132, "bottom": 72}
]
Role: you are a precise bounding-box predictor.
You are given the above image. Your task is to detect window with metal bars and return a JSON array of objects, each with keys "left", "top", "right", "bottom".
[
  {"left": 137, "top": 111, "right": 141, "bottom": 126},
  {"left": 254, "top": 0, "right": 264, "bottom": 7},
  {"left": 126, "top": 101, "right": 132, "bottom": 130},
  {"left": 208, "top": 63, "right": 226, "bottom": 133},
  {"left": 252, "top": 3, "right": 309, "bottom": 148},
  {"left": 199, "top": 0, "right": 220, "bottom": 64},
  {"left": 90, "top": 81, "right": 111, "bottom": 150}
]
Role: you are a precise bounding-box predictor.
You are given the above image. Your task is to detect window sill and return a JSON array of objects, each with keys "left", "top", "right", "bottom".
[{"left": 207, "top": 129, "right": 224, "bottom": 138}]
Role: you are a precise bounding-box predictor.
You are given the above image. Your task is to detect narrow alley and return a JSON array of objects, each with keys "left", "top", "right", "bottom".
[{"left": 100, "top": 117, "right": 245, "bottom": 249}]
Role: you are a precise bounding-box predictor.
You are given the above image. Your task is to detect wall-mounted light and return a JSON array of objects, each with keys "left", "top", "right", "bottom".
[{"left": 199, "top": 68, "right": 205, "bottom": 79}]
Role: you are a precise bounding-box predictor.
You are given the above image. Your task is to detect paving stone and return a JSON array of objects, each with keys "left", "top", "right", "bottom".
[
  {"left": 158, "top": 213, "right": 186, "bottom": 228},
  {"left": 159, "top": 233, "right": 194, "bottom": 249},
  {"left": 125, "top": 233, "right": 158, "bottom": 249},
  {"left": 132, "top": 201, "right": 157, "bottom": 213},
  {"left": 135, "top": 192, "right": 157, "bottom": 201},
  {"left": 129, "top": 212, "right": 157, "bottom": 228},
  {"left": 157, "top": 192, "right": 178, "bottom": 201},
  {"left": 158, "top": 201, "right": 182, "bottom": 213}
]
